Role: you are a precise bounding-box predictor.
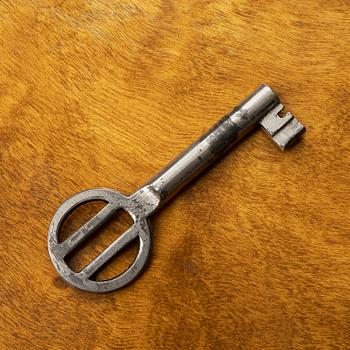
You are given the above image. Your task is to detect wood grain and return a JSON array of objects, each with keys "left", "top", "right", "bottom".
[{"left": 1, "top": 1, "right": 349, "bottom": 349}]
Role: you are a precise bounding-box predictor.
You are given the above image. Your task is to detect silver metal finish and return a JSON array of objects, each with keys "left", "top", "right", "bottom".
[
  {"left": 259, "top": 103, "right": 306, "bottom": 149},
  {"left": 48, "top": 84, "right": 306, "bottom": 293}
]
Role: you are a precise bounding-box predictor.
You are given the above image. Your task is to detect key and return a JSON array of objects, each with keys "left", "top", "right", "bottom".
[{"left": 48, "top": 84, "right": 306, "bottom": 293}]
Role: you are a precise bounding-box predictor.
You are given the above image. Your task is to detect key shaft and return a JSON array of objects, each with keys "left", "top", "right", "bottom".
[{"left": 143, "top": 84, "right": 282, "bottom": 208}]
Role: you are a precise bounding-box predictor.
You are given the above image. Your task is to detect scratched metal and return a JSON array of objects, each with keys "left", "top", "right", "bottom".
[{"left": 48, "top": 84, "right": 306, "bottom": 293}]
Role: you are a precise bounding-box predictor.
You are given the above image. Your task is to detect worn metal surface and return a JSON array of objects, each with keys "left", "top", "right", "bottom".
[
  {"left": 48, "top": 84, "right": 306, "bottom": 293},
  {"left": 259, "top": 103, "right": 306, "bottom": 149}
]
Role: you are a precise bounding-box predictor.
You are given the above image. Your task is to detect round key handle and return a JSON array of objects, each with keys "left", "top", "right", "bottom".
[{"left": 48, "top": 189, "right": 153, "bottom": 293}]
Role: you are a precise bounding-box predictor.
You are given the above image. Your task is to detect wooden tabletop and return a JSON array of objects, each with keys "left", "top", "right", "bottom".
[{"left": 1, "top": 1, "right": 349, "bottom": 349}]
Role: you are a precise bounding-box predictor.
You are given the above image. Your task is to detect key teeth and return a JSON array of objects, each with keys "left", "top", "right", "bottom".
[
  {"left": 273, "top": 116, "right": 306, "bottom": 150},
  {"left": 259, "top": 104, "right": 306, "bottom": 150}
]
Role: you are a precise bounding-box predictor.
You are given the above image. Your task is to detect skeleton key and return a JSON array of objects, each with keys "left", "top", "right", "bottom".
[{"left": 48, "top": 84, "right": 305, "bottom": 293}]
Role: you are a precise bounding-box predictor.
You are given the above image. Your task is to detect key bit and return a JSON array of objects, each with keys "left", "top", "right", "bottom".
[{"left": 259, "top": 103, "right": 306, "bottom": 150}]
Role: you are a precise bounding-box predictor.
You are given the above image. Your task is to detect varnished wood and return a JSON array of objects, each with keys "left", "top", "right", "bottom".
[{"left": 1, "top": 1, "right": 349, "bottom": 349}]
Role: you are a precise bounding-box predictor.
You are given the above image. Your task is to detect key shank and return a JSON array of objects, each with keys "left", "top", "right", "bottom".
[{"left": 143, "top": 84, "right": 280, "bottom": 208}]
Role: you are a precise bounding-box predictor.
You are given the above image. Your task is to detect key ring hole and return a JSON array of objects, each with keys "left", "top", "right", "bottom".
[
  {"left": 92, "top": 236, "right": 140, "bottom": 282},
  {"left": 59, "top": 200, "right": 107, "bottom": 243},
  {"left": 58, "top": 200, "right": 137, "bottom": 276}
]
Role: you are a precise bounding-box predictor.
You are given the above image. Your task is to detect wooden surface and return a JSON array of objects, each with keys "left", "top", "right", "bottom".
[{"left": 1, "top": 1, "right": 349, "bottom": 349}]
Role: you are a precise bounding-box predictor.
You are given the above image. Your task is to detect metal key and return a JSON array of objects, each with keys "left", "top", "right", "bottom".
[{"left": 48, "top": 84, "right": 306, "bottom": 293}]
